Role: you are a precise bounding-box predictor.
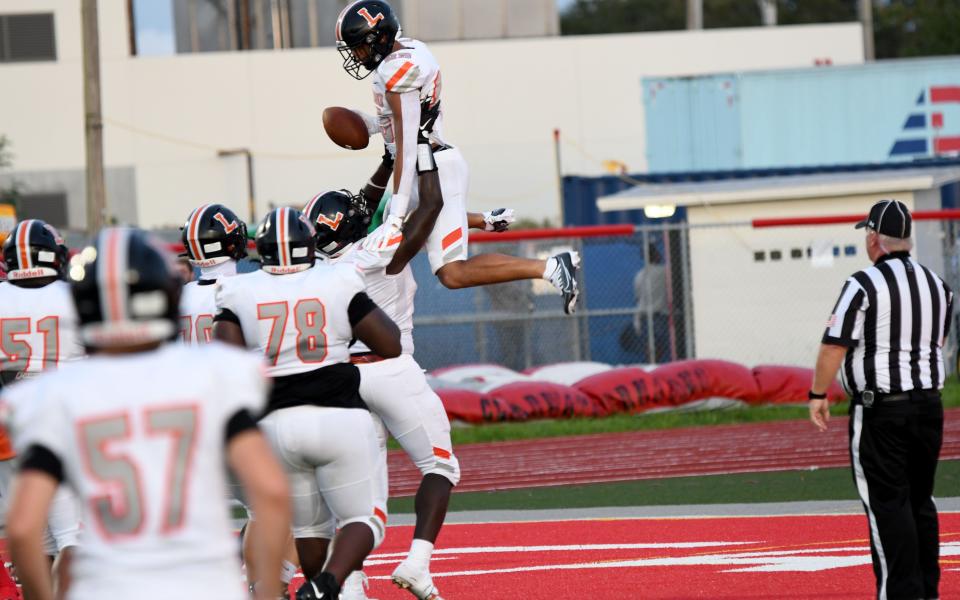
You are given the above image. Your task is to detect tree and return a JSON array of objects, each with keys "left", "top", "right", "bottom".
[
  {"left": 874, "top": 0, "right": 960, "bottom": 59},
  {"left": 560, "top": 0, "right": 685, "bottom": 35},
  {"left": 560, "top": 0, "right": 857, "bottom": 34},
  {"left": 558, "top": 0, "right": 957, "bottom": 59}
]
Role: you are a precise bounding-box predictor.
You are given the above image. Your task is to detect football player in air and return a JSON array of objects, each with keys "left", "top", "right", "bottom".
[
  {"left": 214, "top": 207, "right": 402, "bottom": 600},
  {"left": 0, "top": 220, "right": 85, "bottom": 598},
  {"left": 335, "top": 0, "right": 582, "bottom": 315},
  {"left": 1, "top": 227, "right": 291, "bottom": 600},
  {"left": 304, "top": 145, "right": 458, "bottom": 600},
  {"left": 304, "top": 142, "right": 516, "bottom": 600},
  {"left": 178, "top": 203, "right": 248, "bottom": 345}
]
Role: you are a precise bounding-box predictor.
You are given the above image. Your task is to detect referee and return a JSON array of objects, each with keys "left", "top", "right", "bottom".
[{"left": 809, "top": 199, "right": 953, "bottom": 600}]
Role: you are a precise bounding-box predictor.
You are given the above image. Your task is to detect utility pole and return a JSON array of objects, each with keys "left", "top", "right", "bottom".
[
  {"left": 859, "top": 0, "right": 875, "bottom": 61},
  {"left": 686, "top": 0, "right": 703, "bottom": 30},
  {"left": 758, "top": 0, "right": 777, "bottom": 26},
  {"left": 82, "top": 0, "right": 107, "bottom": 233}
]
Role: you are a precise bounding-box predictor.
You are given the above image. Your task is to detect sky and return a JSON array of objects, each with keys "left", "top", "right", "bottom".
[
  {"left": 133, "top": 0, "right": 175, "bottom": 56},
  {"left": 134, "top": 0, "right": 577, "bottom": 56}
]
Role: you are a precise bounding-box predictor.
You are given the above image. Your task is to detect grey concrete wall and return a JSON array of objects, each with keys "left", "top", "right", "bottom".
[{"left": 0, "top": 166, "right": 137, "bottom": 230}]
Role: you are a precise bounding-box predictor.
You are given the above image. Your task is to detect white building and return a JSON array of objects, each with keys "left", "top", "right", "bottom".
[
  {"left": 598, "top": 166, "right": 960, "bottom": 367},
  {"left": 0, "top": 0, "right": 864, "bottom": 230}
]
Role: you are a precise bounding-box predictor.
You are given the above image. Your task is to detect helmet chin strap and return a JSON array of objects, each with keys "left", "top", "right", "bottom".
[{"left": 198, "top": 260, "right": 237, "bottom": 281}]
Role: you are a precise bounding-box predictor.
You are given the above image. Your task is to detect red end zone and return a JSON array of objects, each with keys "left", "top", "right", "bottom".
[{"left": 291, "top": 512, "right": 960, "bottom": 599}]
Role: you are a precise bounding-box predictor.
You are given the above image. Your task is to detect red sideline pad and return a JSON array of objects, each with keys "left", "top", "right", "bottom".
[{"left": 291, "top": 513, "right": 960, "bottom": 599}]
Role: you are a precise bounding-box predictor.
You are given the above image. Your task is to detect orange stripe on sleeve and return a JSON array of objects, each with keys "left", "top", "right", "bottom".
[
  {"left": 0, "top": 428, "right": 14, "bottom": 461},
  {"left": 433, "top": 446, "right": 451, "bottom": 460},
  {"left": 373, "top": 507, "right": 387, "bottom": 524},
  {"left": 441, "top": 228, "right": 462, "bottom": 251},
  {"left": 385, "top": 61, "right": 414, "bottom": 92}
]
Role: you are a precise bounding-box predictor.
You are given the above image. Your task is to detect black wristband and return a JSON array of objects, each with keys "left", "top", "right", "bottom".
[{"left": 808, "top": 390, "right": 828, "bottom": 401}]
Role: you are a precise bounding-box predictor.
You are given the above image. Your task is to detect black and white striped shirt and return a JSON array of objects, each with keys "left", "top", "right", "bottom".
[{"left": 823, "top": 251, "right": 954, "bottom": 395}]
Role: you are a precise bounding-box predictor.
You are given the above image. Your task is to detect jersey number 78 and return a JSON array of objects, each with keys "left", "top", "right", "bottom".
[{"left": 257, "top": 299, "right": 328, "bottom": 365}]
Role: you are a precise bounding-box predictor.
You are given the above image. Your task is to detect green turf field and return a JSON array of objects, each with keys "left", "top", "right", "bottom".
[
  {"left": 387, "top": 459, "right": 960, "bottom": 514},
  {"left": 383, "top": 381, "right": 960, "bottom": 513}
]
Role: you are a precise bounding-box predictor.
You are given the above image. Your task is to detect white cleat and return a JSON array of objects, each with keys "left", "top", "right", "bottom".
[
  {"left": 340, "top": 570, "right": 376, "bottom": 600},
  {"left": 391, "top": 561, "right": 443, "bottom": 600}
]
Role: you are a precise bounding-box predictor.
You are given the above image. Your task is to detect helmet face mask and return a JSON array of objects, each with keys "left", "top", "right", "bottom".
[
  {"left": 180, "top": 204, "right": 248, "bottom": 268},
  {"left": 303, "top": 190, "right": 368, "bottom": 258},
  {"left": 255, "top": 207, "right": 317, "bottom": 275},
  {"left": 2, "top": 219, "right": 68, "bottom": 282},
  {"left": 335, "top": 0, "right": 400, "bottom": 80}
]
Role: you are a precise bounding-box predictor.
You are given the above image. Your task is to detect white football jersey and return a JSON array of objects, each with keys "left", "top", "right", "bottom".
[
  {"left": 373, "top": 38, "right": 446, "bottom": 154},
  {"left": 215, "top": 264, "right": 365, "bottom": 377},
  {"left": 1, "top": 343, "right": 266, "bottom": 600},
  {"left": 178, "top": 281, "right": 217, "bottom": 344},
  {"left": 329, "top": 227, "right": 416, "bottom": 355},
  {"left": 0, "top": 280, "right": 84, "bottom": 385}
]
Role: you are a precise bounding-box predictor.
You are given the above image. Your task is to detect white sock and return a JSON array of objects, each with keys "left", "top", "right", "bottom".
[
  {"left": 542, "top": 257, "right": 558, "bottom": 280},
  {"left": 408, "top": 538, "right": 434, "bottom": 568},
  {"left": 280, "top": 559, "right": 297, "bottom": 584}
]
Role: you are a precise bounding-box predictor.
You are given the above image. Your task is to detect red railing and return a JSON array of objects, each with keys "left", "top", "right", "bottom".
[
  {"left": 167, "top": 224, "right": 637, "bottom": 254},
  {"left": 752, "top": 209, "right": 960, "bottom": 229}
]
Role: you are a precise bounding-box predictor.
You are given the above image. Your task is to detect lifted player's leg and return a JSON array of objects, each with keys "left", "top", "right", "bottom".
[
  {"left": 435, "top": 252, "right": 580, "bottom": 314},
  {"left": 356, "top": 356, "right": 458, "bottom": 600},
  {"left": 424, "top": 148, "right": 581, "bottom": 314}
]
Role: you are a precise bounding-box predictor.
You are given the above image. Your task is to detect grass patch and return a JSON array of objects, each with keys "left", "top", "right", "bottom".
[
  {"left": 387, "top": 459, "right": 960, "bottom": 514},
  {"left": 433, "top": 380, "right": 960, "bottom": 447}
]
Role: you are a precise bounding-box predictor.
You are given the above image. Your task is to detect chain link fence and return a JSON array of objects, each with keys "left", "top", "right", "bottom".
[
  {"left": 407, "top": 218, "right": 960, "bottom": 374},
  {"left": 61, "top": 216, "right": 959, "bottom": 375}
]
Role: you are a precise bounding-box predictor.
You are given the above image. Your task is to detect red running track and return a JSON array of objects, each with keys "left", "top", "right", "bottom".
[
  {"left": 289, "top": 513, "right": 960, "bottom": 599},
  {"left": 387, "top": 409, "right": 960, "bottom": 496}
]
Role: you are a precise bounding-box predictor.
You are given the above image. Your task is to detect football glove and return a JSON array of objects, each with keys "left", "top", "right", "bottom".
[{"left": 483, "top": 208, "right": 515, "bottom": 232}]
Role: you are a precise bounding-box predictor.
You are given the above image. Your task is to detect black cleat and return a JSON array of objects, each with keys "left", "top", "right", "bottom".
[
  {"left": 547, "top": 251, "right": 581, "bottom": 315},
  {"left": 295, "top": 572, "right": 340, "bottom": 600}
]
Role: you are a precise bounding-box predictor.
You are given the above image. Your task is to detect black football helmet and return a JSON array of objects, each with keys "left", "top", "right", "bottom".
[
  {"left": 335, "top": 0, "right": 400, "bottom": 80},
  {"left": 302, "top": 190, "right": 368, "bottom": 257},
  {"left": 2, "top": 219, "right": 68, "bottom": 281},
  {"left": 255, "top": 207, "right": 317, "bottom": 274},
  {"left": 181, "top": 204, "right": 248, "bottom": 267},
  {"left": 69, "top": 227, "right": 182, "bottom": 348}
]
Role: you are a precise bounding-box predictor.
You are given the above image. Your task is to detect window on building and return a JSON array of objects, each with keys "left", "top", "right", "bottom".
[
  {"left": 790, "top": 248, "right": 803, "bottom": 259},
  {"left": 0, "top": 13, "right": 56, "bottom": 62},
  {"left": 770, "top": 250, "right": 782, "bottom": 261},
  {"left": 753, "top": 251, "right": 765, "bottom": 262}
]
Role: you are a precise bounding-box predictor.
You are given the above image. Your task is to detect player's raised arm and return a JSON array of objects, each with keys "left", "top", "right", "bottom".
[
  {"left": 386, "top": 146, "right": 441, "bottom": 275},
  {"left": 349, "top": 292, "right": 401, "bottom": 358},
  {"left": 385, "top": 90, "right": 421, "bottom": 219},
  {"left": 360, "top": 146, "right": 394, "bottom": 215}
]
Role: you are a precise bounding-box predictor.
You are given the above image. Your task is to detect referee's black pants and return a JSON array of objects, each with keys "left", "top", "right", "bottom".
[{"left": 848, "top": 394, "right": 943, "bottom": 600}]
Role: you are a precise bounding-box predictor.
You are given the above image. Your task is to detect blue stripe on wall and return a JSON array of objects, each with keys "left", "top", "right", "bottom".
[
  {"left": 903, "top": 113, "right": 926, "bottom": 129},
  {"left": 889, "top": 138, "right": 928, "bottom": 155}
]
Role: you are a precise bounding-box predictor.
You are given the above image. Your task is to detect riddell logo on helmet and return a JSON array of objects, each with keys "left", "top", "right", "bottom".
[
  {"left": 213, "top": 212, "right": 239, "bottom": 234},
  {"left": 358, "top": 7, "right": 384, "bottom": 27},
  {"left": 317, "top": 212, "right": 344, "bottom": 231},
  {"left": 8, "top": 268, "right": 52, "bottom": 280},
  {"left": 191, "top": 258, "right": 221, "bottom": 268}
]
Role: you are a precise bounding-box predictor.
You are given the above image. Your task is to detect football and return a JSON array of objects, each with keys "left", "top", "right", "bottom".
[{"left": 322, "top": 106, "right": 369, "bottom": 150}]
